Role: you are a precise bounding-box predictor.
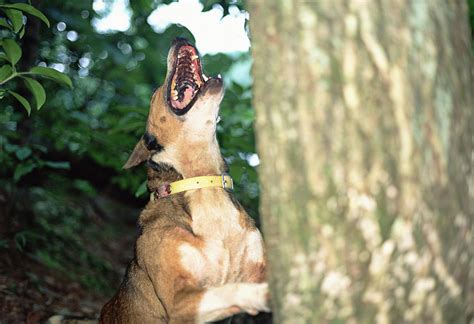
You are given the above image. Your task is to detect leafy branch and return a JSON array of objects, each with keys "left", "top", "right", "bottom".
[{"left": 0, "top": 2, "right": 72, "bottom": 115}]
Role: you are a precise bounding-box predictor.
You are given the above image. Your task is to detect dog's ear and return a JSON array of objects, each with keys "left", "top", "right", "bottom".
[{"left": 123, "top": 139, "right": 150, "bottom": 169}]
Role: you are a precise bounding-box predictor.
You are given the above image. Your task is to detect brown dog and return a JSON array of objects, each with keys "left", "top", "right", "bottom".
[{"left": 100, "top": 38, "right": 269, "bottom": 323}]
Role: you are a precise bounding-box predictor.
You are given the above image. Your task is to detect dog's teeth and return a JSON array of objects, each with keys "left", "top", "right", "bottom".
[
  {"left": 203, "top": 74, "right": 208, "bottom": 81},
  {"left": 191, "top": 55, "right": 198, "bottom": 60},
  {"left": 172, "top": 90, "right": 179, "bottom": 100},
  {"left": 217, "top": 74, "right": 222, "bottom": 79}
]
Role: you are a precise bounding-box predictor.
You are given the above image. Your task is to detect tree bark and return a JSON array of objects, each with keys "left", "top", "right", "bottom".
[{"left": 248, "top": 1, "right": 472, "bottom": 323}]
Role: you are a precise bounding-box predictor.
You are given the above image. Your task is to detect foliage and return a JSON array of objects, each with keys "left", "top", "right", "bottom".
[
  {"left": 0, "top": 2, "right": 72, "bottom": 114},
  {"left": 12, "top": 181, "right": 123, "bottom": 294}
]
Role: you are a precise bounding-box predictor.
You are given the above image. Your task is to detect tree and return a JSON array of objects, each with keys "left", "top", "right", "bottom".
[{"left": 249, "top": 1, "right": 472, "bottom": 323}]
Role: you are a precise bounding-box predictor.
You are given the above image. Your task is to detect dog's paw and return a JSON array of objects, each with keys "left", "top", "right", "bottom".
[{"left": 235, "top": 282, "right": 270, "bottom": 314}]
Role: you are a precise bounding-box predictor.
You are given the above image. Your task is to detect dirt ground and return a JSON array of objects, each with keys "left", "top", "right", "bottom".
[{"left": 0, "top": 229, "right": 134, "bottom": 323}]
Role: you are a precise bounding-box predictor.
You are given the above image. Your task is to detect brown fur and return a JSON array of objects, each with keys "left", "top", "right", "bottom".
[{"left": 100, "top": 39, "right": 269, "bottom": 323}]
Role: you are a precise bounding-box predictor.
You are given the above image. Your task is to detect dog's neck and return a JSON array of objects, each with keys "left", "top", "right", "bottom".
[
  {"left": 146, "top": 161, "right": 183, "bottom": 193},
  {"left": 150, "top": 135, "right": 225, "bottom": 174},
  {"left": 147, "top": 139, "right": 227, "bottom": 192},
  {"left": 177, "top": 139, "right": 226, "bottom": 177}
]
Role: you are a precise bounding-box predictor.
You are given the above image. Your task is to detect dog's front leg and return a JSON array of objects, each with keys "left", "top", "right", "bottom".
[
  {"left": 138, "top": 230, "right": 270, "bottom": 323},
  {"left": 169, "top": 282, "right": 270, "bottom": 323},
  {"left": 197, "top": 282, "right": 270, "bottom": 321}
]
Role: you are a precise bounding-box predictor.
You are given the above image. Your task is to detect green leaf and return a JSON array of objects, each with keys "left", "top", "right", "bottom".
[
  {"left": 8, "top": 90, "right": 31, "bottom": 115},
  {"left": 3, "top": 8, "right": 23, "bottom": 33},
  {"left": 29, "top": 66, "right": 73, "bottom": 88},
  {"left": 22, "top": 77, "right": 46, "bottom": 110},
  {"left": 2, "top": 39, "right": 22, "bottom": 65},
  {"left": 44, "top": 161, "right": 70, "bottom": 169},
  {"left": 135, "top": 180, "right": 147, "bottom": 197},
  {"left": 0, "top": 65, "right": 12, "bottom": 82},
  {"left": 73, "top": 179, "right": 97, "bottom": 196},
  {"left": 19, "top": 24, "right": 25, "bottom": 39},
  {"left": 14, "top": 161, "right": 36, "bottom": 182},
  {"left": 15, "top": 146, "right": 32, "bottom": 160},
  {"left": 4, "top": 143, "right": 19, "bottom": 153},
  {"left": 0, "top": 18, "right": 12, "bottom": 30},
  {"left": 31, "top": 143, "right": 47, "bottom": 153},
  {"left": 0, "top": 4, "right": 50, "bottom": 28},
  {"left": 0, "top": 53, "right": 8, "bottom": 61},
  {"left": 0, "top": 89, "right": 6, "bottom": 99}
]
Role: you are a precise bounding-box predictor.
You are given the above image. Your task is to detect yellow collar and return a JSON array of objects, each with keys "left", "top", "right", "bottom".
[{"left": 150, "top": 174, "right": 234, "bottom": 200}]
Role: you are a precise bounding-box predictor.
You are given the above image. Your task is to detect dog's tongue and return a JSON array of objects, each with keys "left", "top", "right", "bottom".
[{"left": 171, "top": 87, "right": 194, "bottom": 110}]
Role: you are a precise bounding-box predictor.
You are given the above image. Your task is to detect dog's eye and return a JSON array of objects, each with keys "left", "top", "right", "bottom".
[{"left": 216, "top": 115, "right": 221, "bottom": 123}]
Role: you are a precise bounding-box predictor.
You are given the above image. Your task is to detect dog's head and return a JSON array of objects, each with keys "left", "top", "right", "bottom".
[{"left": 123, "top": 38, "right": 225, "bottom": 176}]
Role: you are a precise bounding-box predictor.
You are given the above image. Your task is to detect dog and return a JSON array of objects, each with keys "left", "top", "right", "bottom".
[{"left": 100, "top": 38, "right": 270, "bottom": 323}]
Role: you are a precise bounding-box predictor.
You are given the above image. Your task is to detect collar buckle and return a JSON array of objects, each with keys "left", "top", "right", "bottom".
[{"left": 222, "top": 174, "right": 234, "bottom": 191}]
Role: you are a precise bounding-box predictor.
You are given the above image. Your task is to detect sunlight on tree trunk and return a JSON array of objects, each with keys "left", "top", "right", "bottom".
[{"left": 249, "top": 1, "right": 473, "bottom": 323}]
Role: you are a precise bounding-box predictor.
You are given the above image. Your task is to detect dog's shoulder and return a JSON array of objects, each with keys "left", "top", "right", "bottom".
[{"left": 135, "top": 200, "right": 196, "bottom": 261}]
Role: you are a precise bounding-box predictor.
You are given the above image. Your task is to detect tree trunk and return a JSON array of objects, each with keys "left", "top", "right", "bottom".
[{"left": 248, "top": 1, "right": 472, "bottom": 323}]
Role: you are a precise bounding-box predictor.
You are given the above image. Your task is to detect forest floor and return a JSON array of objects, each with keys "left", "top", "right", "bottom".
[{"left": 0, "top": 192, "right": 138, "bottom": 323}]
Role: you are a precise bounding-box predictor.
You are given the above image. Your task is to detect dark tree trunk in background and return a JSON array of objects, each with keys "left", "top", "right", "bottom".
[{"left": 249, "top": 1, "right": 472, "bottom": 323}]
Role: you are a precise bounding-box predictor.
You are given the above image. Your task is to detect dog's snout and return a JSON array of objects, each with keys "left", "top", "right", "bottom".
[{"left": 204, "top": 78, "right": 224, "bottom": 96}]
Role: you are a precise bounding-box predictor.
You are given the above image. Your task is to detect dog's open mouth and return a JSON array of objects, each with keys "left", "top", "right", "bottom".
[{"left": 167, "top": 44, "right": 207, "bottom": 115}]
